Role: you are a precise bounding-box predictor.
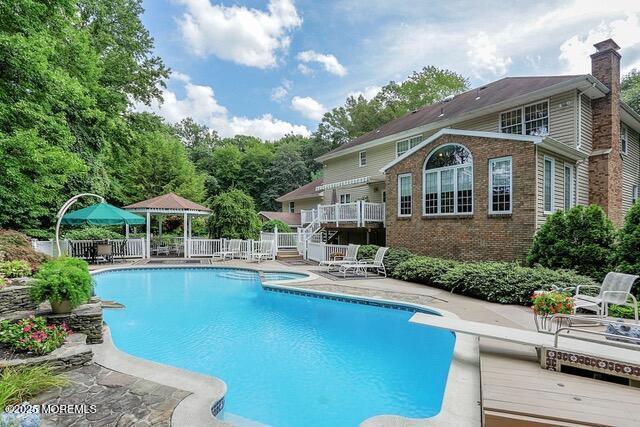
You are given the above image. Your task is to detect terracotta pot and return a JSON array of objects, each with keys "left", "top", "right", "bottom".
[{"left": 50, "top": 299, "right": 72, "bottom": 314}]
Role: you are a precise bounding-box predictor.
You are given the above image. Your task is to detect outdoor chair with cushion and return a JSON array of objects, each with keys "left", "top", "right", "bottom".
[
  {"left": 319, "top": 244, "right": 360, "bottom": 271},
  {"left": 95, "top": 242, "right": 114, "bottom": 264},
  {"left": 573, "top": 272, "right": 639, "bottom": 321},
  {"left": 338, "top": 247, "right": 388, "bottom": 278}
]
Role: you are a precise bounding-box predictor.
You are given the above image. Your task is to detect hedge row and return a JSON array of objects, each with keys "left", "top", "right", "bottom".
[{"left": 356, "top": 244, "right": 596, "bottom": 305}]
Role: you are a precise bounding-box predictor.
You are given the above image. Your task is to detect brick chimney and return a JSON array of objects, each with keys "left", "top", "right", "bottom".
[{"left": 589, "top": 38, "right": 623, "bottom": 225}]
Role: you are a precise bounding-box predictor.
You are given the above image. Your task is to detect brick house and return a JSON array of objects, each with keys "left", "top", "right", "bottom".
[{"left": 277, "top": 39, "right": 640, "bottom": 261}]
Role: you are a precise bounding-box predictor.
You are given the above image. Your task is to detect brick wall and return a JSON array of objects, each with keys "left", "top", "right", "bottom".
[
  {"left": 589, "top": 40, "right": 624, "bottom": 226},
  {"left": 385, "top": 134, "right": 537, "bottom": 261}
]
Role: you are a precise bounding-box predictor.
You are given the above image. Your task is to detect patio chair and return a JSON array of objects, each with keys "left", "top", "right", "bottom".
[
  {"left": 573, "top": 272, "right": 639, "bottom": 321},
  {"left": 95, "top": 243, "right": 113, "bottom": 264},
  {"left": 338, "top": 247, "right": 388, "bottom": 278},
  {"left": 212, "top": 239, "right": 241, "bottom": 261},
  {"left": 319, "top": 244, "right": 360, "bottom": 271},
  {"left": 249, "top": 240, "right": 274, "bottom": 263}
]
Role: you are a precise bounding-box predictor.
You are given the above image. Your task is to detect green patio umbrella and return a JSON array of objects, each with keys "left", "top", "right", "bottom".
[{"left": 61, "top": 202, "right": 146, "bottom": 226}]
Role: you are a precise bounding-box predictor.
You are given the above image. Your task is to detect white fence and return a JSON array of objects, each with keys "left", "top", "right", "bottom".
[
  {"left": 306, "top": 242, "right": 350, "bottom": 263},
  {"left": 188, "top": 238, "right": 223, "bottom": 257},
  {"left": 260, "top": 231, "right": 298, "bottom": 249},
  {"left": 32, "top": 239, "right": 146, "bottom": 259}
]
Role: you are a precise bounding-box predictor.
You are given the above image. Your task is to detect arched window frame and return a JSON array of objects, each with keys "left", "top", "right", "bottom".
[{"left": 422, "top": 143, "right": 474, "bottom": 216}]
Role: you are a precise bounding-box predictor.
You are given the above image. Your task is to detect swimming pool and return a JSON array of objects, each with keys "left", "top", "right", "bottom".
[{"left": 94, "top": 268, "right": 455, "bottom": 426}]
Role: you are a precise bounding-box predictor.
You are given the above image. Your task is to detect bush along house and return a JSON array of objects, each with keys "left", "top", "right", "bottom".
[{"left": 278, "top": 39, "right": 640, "bottom": 261}]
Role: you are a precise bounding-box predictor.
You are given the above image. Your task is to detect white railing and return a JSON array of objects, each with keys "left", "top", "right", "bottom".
[
  {"left": 301, "top": 201, "right": 385, "bottom": 226},
  {"left": 189, "top": 238, "right": 223, "bottom": 257},
  {"left": 306, "top": 242, "right": 350, "bottom": 263},
  {"left": 277, "top": 232, "right": 297, "bottom": 248},
  {"left": 32, "top": 239, "right": 145, "bottom": 258}
]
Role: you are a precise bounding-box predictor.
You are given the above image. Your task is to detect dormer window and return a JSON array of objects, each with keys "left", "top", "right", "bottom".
[
  {"left": 396, "top": 135, "right": 423, "bottom": 157},
  {"left": 500, "top": 101, "right": 549, "bottom": 136}
]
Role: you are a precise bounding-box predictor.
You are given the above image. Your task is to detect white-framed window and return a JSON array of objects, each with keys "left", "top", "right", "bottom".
[
  {"left": 423, "top": 144, "right": 473, "bottom": 215},
  {"left": 339, "top": 194, "right": 351, "bottom": 204},
  {"left": 396, "top": 135, "right": 423, "bottom": 157},
  {"left": 633, "top": 185, "right": 639, "bottom": 204},
  {"left": 288, "top": 201, "right": 295, "bottom": 213},
  {"left": 621, "top": 124, "right": 628, "bottom": 155},
  {"left": 500, "top": 101, "right": 549, "bottom": 136},
  {"left": 543, "top": 156, "right": 555, "bottom": 213},
  {"left": 488, "top": 157, "right": 512, "bottom": 214},
  {"left": 358, "top": 150, "right": 367, "bottom": 167},
  {"left": 563, "top": 163, "right": 575, "bottom": 210},
  {"left": 397, "top": 173, "right": 412, "bottom": 217}
]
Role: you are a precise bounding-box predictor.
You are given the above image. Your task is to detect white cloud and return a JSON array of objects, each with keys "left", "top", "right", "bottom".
[
  {"left": 297, "top": 50, "right": 347, "bottom": 76},
  {"left": 270, "top": 79, "right": 292, "bottom": 102},
  {"left": 297, "top": 63, "right": 313, "bottom": 76},
  {"left": 348, "top": 85, "right": 382, "bottom": 100},
  {"left": 291, "top": 96, "right": 326, "bottom": 121},
  {"left": 136, "top": 73, "right": 309, "bottom": 140},
  {"left": 559, "top": 13, "right": 640, "bottom": 74},
  {"left": 176, "top": 0, "right": 302, "bottom": 68},
  {"left": 466, "top": 32, "right": 512, "bottom": 78}
]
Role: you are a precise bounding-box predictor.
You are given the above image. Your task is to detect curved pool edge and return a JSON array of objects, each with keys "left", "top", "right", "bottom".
[{"left": 91, "top": 265, "right": 481, "bottom": 426}]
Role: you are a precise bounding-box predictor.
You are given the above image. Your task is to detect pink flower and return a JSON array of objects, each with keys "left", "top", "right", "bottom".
[{"left": 23, "top": 325, "right": 31, "bottom": 332}]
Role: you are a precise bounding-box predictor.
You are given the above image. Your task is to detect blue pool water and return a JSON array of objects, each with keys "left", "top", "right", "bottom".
[{"left": 94, "top": 268, "right": 455, "bottom": 426}]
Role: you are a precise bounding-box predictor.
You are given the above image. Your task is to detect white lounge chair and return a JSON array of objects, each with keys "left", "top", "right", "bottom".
[
  {"left": 338, "top": 247, "right": 388, "bottom": 278},
  {"left": 213, "top": 239, "right": 241, "bottom": 261},
  {"left": 573, "top": 272, "right": 639, "bottom": 321},
  {"left": 250, "top": 240, "right": 274, "bottom": 263},
  {"left": 319, "top": 244, "right": 360, "bottom": 271}
]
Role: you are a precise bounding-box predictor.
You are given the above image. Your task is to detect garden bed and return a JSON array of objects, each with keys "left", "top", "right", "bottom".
[{"left": 0, "top": 333, "right": 92, "bottom": 372}]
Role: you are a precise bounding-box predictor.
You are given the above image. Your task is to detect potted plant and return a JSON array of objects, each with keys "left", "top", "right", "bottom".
[
  {"left": 531, "top": 290, "right": 574, "bottom": 331},
  {"left": 30, "top": 257, "right": 93, "bottom": 314},
  {"left": 329, "top": 251, "right": 344, "bottom": 260}
]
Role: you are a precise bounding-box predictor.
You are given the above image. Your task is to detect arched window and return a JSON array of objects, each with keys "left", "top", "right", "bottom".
[{"left": 424, "top": 144, "right": 473, "bottom": 215}]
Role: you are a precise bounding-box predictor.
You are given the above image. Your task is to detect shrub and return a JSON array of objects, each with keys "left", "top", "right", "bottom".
[
  {"left": 261, "top": 219, "right": 291, "bottom": 232},
  {"left": 30, "top": 257, "right": 93, "bottom": 308},
  {"left": 527, "top": 205, "right": 616, "bottom": 280},
  {"left": 0, "top": 365, "right": 67, "bottom": 409},
  {"left": 608, "top": 303, "right": 640, "bottom": 320},
  {"left": 382, "top": 247, "right": 415, "bottom": 276},
  {"left": 0, "top": 229, "right": 49, "bottom": 270},
  {"left": 615, "top": 200, "right": 640, "bottom": 295},
  {"left": 441, "top": 263, "right": 596, "bottom": 305},
  {"left": 0, "top": 316, "right": 71, "bottom": 355},
  {"left": 207, "top": 189, "right": 261, "bottom": 239},
  {"left": 357, "top": 244, "right": 379, "bottom": 260},
  {"left": 0, "top": 260, "right": 32, "bottom": 278},
  {"left": 20, "top": 228, "right": 54, "bottom": 239},
  {"left": 64, "top": 226, "right": 122, "bottom": 240},
  {"left": 392, "top": 256, "right": 459, "bottom": 287},
  {"left": 532, "top": 291, "right": 574, "bottom": 316}
]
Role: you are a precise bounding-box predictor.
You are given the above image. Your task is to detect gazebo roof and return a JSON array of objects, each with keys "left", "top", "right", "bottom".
[{"left": 124, "top": 193, "right": 211, "bottom": 215}]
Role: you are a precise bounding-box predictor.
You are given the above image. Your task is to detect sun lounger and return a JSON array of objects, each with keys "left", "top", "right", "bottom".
[
  {"left": 249, "top": 240, "right": 274, "bottom": 263},
  {"left": 318, "top": 244, "right": 360, "bottom": 271},
  {"left": 213, "top": 239, "right": 241, "bottom": 261},
  {"left": 338, "top": 247, "right": 388, "bottom": 278},
  {"left": 573, "top": 272, "right": 639, "bottom": 321}
]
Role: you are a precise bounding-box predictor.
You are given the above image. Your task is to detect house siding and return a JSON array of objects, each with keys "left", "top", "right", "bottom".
[
  {"left": 280, "top": 197, "right": 322, "bottom": 213},
  {"left": 535, "top": 149, "right": 577, "bottom": 228},
  {"left": 622, "top": 124, "right": 640, "bottom": 212},
  {"left": 385, "top": 134, "right": 537, "bottom": 261},
  {"left": 577, "top": 94, "right": 592, "bottom": 206}
]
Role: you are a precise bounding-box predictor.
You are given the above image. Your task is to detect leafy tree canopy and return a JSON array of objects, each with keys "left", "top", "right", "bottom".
[
  {"left": 622, "top": 69, "right": 640, "bottom": 115},
  {"left": 207, "top": 189, "right": 261, "bottom": 239}
]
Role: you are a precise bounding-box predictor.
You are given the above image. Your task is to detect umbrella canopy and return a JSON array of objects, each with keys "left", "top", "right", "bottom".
[{"left": 61, "top": 202, "right": 146, "bottom": 226}]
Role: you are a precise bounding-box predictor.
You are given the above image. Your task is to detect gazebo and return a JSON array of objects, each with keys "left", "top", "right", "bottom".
[{"left": 123, "top": 193, "right": 211, "bottom": 258}]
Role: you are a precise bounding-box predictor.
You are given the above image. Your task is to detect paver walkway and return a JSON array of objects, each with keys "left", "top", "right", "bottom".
[{"left": 33, "top": 363, "right": 189, "bottom": 427}]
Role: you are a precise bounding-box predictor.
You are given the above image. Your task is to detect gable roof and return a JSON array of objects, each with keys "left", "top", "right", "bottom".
[
  {"left": 124, "top": 192, "right": 211, "bottom": 213},
  {"left": 276, "top": 178, "right": 324, "bottom": 202},
  {"left": 380, "top": 129, "right": 587, "bottom": 173},
  {"left": 317, "top": 75, "right": 608, "bottom": 162},
  {"left": 258, "top": 211, "right": 301, "bottom": 226}
]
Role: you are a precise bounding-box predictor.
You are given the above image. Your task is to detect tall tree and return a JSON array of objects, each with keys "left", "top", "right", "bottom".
[
  {"left": 622, "top": 69, "right": 640, "bottom": 115},
  {"left": 207, "top": 189, "right": 261, "bottom": 239},
  {"left": 260, "top": 143, "right": 309, "bottom": 211}
]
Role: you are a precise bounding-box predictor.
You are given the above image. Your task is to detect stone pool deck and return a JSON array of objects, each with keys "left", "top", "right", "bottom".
[{"left": 86, "top": 258, "right": 640, "bottom": 426}]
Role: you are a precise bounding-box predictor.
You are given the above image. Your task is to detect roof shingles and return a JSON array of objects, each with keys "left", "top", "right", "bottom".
[{"left": 124, "top": 193, "right": 211, "bottom": 212}]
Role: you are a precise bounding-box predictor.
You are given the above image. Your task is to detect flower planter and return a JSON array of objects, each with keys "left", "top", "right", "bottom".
[{"left": 50, "top": 300, "right": 72, "bottom": 314}]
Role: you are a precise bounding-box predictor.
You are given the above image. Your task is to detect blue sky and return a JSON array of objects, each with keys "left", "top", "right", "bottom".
[{"left": 138, "top": 0, "right": 640, "bottom": 140}]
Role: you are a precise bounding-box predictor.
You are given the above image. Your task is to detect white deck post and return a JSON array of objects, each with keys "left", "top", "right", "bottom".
[
  {"left": 125, "top": 224, "right": 129, "bottom": 238},
  {"left": 335, "top": 204, "right": 339, "bottom": 226},
  {"left": 183, "top": 212, "right": 188, "bottom": 258},
  {"left": 158, "top": 216, "right": 163, "bottom": 236},
  {"left": 274, "top": 226, "right": 278, "bottom": 258},
  {"left": 188, "top": 215, "right": 192, "bottom": 258},
  {"left": 146, "top": 212, "right": 151, "bottom": 259}
]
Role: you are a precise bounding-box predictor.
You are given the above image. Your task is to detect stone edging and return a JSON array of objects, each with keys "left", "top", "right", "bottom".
[{"left": 90, "top": 265, "right": 481, "bottom": 426}]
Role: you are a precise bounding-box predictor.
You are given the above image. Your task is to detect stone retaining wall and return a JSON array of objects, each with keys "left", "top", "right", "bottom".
[
  {"left": 47, "top": 301, "right": 103, "bottom": 344},
  {"left": 0, "top": 284, "right": 38, "bottom": 315},
  {"left": 0, "top": 334, "right": 92, "bottom": 372}
]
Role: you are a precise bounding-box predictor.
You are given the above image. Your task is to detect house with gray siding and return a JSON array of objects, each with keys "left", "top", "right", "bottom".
[{"left": 278, "top": 39, "right": 640, "bottom": 261}]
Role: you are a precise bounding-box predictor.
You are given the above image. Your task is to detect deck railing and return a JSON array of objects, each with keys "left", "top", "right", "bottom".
[
  {"left": 301, "top": 201, "right": 385, "bottom": 226},
  {"left": 32, "top": 239, "right": 146, "bottom": 259},
  {"left": 306, "top": 242, "right": 350, "bottom": 263}
]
